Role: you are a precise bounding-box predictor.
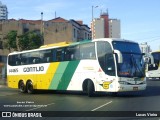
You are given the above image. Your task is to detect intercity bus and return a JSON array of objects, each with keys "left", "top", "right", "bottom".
[
  {"left": 7, "top": 38, "right": 146, "bottom": 96},
  {"left": 146, "top": 51, "right": 160, "bottom": 80}
]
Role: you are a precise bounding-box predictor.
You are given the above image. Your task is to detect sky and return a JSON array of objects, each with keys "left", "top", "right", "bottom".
[{"left": 1, "top": 0, "right": 160, "bottom": 51}]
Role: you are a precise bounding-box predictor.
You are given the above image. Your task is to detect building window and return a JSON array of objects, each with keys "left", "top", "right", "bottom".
[
  {"left": 85, "top": 32, "right": 87, "bottom": 39},
  {"left": 0, "top": 41, "right": 3, "bottom": 49},
  {"left": 74, "top": 28, "right": 76, "bottom": 38}
]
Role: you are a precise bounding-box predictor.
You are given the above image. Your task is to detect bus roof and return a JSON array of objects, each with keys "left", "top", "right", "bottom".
[
  {"left": 8, "top": 39, "right": 91, "bottom": 55},
  {"left": 40, "top": 41, "right": 70, "bottom": 48},
  {"left": 92, "top": 38, "right": 137, "bottom": 44},
  {"left": 151, "top": 50, "right": 160, "bottom": 53},
  {"left": 8, "top": 38, "right": 137, "bottom": 56}
]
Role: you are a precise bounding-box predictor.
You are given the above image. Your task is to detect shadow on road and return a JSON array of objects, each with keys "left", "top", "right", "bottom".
[
  {"left": 26, "top": 85, "right": 160, "bottom": 98},
  {"left": 15, "top": 80, "right": 160, "bottom": 98}
]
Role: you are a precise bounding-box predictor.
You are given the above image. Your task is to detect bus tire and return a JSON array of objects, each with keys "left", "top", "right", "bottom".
[
  {"left": 26, "top": 81, "right": 34, "bottom": 94},
  {"left": 87, "top": 80, "right": 95, "bottom": 97},
  {"left": 19, "top": 80, "right": 26, "bottom": 93}
]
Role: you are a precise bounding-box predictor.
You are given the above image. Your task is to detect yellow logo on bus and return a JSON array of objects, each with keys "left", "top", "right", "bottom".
[{"left": 103, "top": 82, "right": 111, "bottom": 89}]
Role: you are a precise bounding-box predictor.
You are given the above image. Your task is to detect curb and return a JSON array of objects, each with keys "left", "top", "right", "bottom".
[
  {"left": 0, "top": 80, "right": 7, "bottom": 88},
  {"left": 0, "top": 85, "right": 7, "bottom": 88}
]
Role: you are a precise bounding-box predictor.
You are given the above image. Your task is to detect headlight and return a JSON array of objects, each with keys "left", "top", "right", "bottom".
[{"left": 118, "top": 81, "right": 128, "bottom": 85}]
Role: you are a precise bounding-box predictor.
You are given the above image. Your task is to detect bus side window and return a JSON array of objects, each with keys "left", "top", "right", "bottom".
[
  {"left": 39, "top": 49, "right": 52, "bottom": 63},
  {"left": 16, "top": 60, "right": 20, "bottom": 65},
  {"left": 80, "top": 43, "right": 95, "bottom": 60},
  {"left": 97, "top": 41, "right": 115, "bottom": 76},
  {"left": 53, "top": 49, "right": 57, "bottom": 62},
  {"left": 15, "top": 55, "right": 21, "bottom": 66},
  {"left": 32, "top": 58, "right": 40, "bottom": 64},
  {"left": 8, "top": 55, "right": 18, "bottom": 66},
  {"left": 55, "top": 48, "right": 64, "bottom": 62},
  {"left": 64, "top": 45, "right": 80, "bottom": 61}
]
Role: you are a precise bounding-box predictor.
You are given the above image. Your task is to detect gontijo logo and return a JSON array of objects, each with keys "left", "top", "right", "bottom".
[{"left": 23, "top": 66, "right": 44, "bottom": 72}]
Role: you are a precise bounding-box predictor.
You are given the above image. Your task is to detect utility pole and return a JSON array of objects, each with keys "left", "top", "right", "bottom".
[
  {"left": 41, "top": 12, "right": 44, "bottom": 44},
  {"left": 55, "top": 11, "right": 57, "bottom": 18},
  {"left": 41, "top": 12, "right": 43, "bottom": 35}
]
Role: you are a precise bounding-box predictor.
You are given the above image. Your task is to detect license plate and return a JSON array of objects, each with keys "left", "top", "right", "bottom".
[{"left": 133, "top": 87, "right": 138, "bottom": 91}]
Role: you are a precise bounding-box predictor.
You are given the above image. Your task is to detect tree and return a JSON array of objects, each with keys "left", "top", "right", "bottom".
[
  {"left": 18, "top": 31, "right": 42, "bottom": 51},
  {"left": 4, "top": 30, "right": 17, "bottom": 51}
]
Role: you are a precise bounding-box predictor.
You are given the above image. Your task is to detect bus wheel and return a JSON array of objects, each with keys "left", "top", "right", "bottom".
[
  {"left": 26, "top": 81, "right": 34, "bottom": 94},
  {"left": 87, "top": 80, "right": 95, "bottom": 97},
  {"left": 19, "top": 81, "right": 26, "bottom": 93}
]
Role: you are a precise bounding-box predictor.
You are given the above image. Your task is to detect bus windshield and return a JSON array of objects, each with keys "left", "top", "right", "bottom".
[
  {"left": 112, "top": 41, "right": 145, "bottom": 77},
  {"left": 148, "top": 52, "right": 160, "bottom": 71}
]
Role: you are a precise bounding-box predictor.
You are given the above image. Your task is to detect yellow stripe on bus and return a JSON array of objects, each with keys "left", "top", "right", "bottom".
[{"left": 7, "top": 62, "right": 60, "bottom": 90}]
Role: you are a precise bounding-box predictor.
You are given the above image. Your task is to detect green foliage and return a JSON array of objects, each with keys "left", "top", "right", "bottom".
[
  {"left": 4, "top": 30, "right": 17, "bottom": 51},
  {"left": 4, "top": 30, "right": 43, "bottom": 51},
  {"left": 18, "top": 31, "right": 42, "bottom": 51}
]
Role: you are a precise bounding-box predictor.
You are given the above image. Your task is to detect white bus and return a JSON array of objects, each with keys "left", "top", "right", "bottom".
[
  {"left": 7, "top": 38, "right": 146, "bottom": 96},
  {"left": 146, "top": 51, "right": 160, "bottom": 80}
]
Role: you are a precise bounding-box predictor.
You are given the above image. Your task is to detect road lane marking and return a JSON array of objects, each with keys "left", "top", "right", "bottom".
[
  {"left": 91, "top": 101, "right": 112, "bottom": 111},
  {"left": 0, "top": 93, "right": 19, "bottom": 97},
  {"left": 25, "top": 102, "right": 55, "bottom": 111}
]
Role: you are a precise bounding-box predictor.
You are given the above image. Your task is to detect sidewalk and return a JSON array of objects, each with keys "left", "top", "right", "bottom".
[{"left": 0, "top": 79, "right": 7, "bottom": 87}]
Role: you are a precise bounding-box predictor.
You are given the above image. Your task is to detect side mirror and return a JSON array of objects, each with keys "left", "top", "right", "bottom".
[
  {"left": 145, "top": 53, "right": 154, "bottom": 65},
  {"left": 114, "top": 50, "right": 123, "bottom": 63},
  {"left": 143, "top": 57, "right": 149, "bottom": 64}
]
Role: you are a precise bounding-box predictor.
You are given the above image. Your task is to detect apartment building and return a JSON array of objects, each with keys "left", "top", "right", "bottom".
[
  {"left": 109, "top": 19, "right": 121, "bottom": 38},
  {"left": 91, "top": 12, "right": 121, "bottom": 39},
  {"left": 0, "top": 1, "right": 8, "bottom": 20},
  {"left": 91, "top": 18, "right": 105, "bottom": 39}
]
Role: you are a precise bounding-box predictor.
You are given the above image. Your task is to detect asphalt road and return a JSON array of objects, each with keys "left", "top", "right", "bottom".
[{"left": 0, "top": 79, "right": 160, "bottom": 120}]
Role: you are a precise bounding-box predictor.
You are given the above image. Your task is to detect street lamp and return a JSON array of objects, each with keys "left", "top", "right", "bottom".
[
  {"left": 41, "top": 12, "right": 43, "bottom": 35},
  {"left": 41, "top": 12, "right": 44, "bottom": 44},
  {"left": 92, "top": 6, "right": 98, "bottom": 20},
  {"left": 91, "top": 6, "right": 98, "bottom": 39}
]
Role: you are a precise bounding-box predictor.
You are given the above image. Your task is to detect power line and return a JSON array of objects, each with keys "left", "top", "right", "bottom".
[{"left": 136, "top": 36, "right": 160, "bottom": 43}]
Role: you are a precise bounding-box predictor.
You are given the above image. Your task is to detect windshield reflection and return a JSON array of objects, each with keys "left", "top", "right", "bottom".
[
  {"left": 118, "top": 54, "right": 145, "bottom": 77},
  {"left": 112, "top": 41, "right": 145, "bottom": 78}
]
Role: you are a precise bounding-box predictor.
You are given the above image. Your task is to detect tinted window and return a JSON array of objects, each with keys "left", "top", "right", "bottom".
[
  {"left": 64, "top": 45, "right": 80, "bottom": 61},
  {"left": 148, "top": 52, "right": 160, "bottom": 71},
  {"left": 80, "top": 43, "right": 95, "bottom": 59},
  {"left": 55, "top": 48, "right": 64, "bottom": 62},
  {"left": 28, "top": 52, "right": 40, "bottom": 64},
  {"left": 113, "top": 41, "right": 141, "bottom": 54},
  {"left": 97, "top": 41, "right": 115, "bottom": 76},
  {"left": 40, "top": 50, "right": 52, "bottom": 63},
  {"left": 8, "top": 54, "right": 21, "bottom": 66},
  {"left": 8, "top": 42, "right": 96, "bottom": 66}
]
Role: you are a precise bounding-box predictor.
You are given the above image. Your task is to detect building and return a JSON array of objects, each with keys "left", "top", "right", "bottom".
[
  {"left": 100, "top": 12, "right": 109, "bottom": 38},
  {"left": 44, "top": 17, "right": 91, "bottom": 44},
  {"left": 109, "top": 19, "right": 121, "bottom": 38},
  {"left": 91, "top": 12, "right": 121, "bottom": 39},
  {"left": 0, "top": 17, "right": 91, "bottom": 79},
  {"left": 139, "top": 42, "right": 151, "bottom": 54},
  {"left": 0, "top": 1, "right": 8, "bottom": 20},
  {"left": 91, "top": 18, "right": 105, "bottom": 39},
  {"left": 0, "top": 17, "right": 91, "bottom": 53}
]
